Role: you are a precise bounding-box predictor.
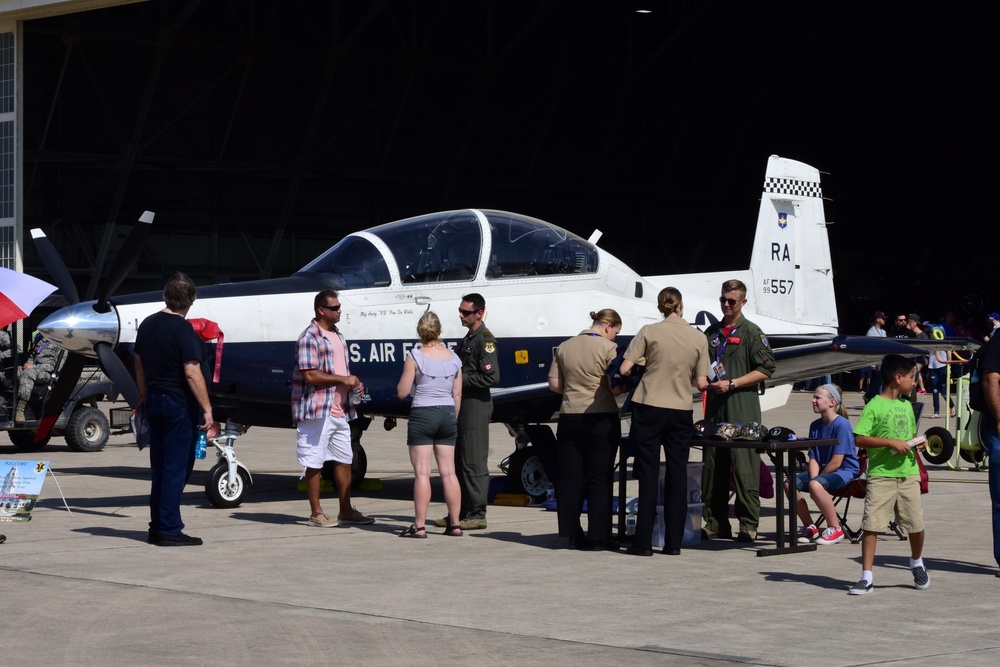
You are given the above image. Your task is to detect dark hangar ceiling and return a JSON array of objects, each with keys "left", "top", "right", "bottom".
[{"left": 19, "top": 1, "right": 997, "bottom": 329}]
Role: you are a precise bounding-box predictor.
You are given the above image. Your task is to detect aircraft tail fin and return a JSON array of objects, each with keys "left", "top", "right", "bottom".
[{"left": 748, "top": 155, "right": 838, "bottom": 332}]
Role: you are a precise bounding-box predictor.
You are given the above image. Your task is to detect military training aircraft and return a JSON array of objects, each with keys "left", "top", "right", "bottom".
[{"left": 31, "top": 155, "right": 938, "bottom": 506}]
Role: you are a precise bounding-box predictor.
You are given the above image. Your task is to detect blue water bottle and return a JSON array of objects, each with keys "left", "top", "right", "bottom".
[{"left": 195, "top": 429, "right": 207, "bottom": 460}]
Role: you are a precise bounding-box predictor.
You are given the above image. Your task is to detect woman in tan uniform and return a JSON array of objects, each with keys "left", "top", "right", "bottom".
[
  {"left": 620, "top": 288, "right": 710, "bottom": 556},
  {"left": 548, "top": 309, "right": 624, "bottom": 550}
]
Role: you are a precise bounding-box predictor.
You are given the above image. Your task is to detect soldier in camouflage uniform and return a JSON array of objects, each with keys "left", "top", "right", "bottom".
[
  {"left": 15, "top": 332, "right": 61, "bottom": 424},
  {"left": 0, "top": 328, "right": 11, "bottom": 417}
]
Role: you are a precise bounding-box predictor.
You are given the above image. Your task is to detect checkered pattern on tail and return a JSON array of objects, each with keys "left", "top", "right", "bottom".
[{"left": 763, "top": 176, "right": 822, "bottom": 198}]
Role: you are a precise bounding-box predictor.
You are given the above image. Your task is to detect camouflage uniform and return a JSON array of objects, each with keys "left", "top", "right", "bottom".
[
  {"left": 0, "top": 329, "right": 10, "bottom": 414},
  {"left": 15, "top": 337, "right": 61, "bottom": 422}
]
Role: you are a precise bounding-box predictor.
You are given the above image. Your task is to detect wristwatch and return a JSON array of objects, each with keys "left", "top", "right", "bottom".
[{"left": 729, "top": 380, "right": 736, "bottom": 392}]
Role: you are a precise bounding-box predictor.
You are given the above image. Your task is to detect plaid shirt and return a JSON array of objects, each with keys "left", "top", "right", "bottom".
[{"left": 291, "top": 320, "right": 357, "bottom": 423}]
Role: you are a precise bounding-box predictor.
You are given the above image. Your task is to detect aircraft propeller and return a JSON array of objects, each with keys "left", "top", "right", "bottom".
[{"left": 29, "top": 211, "right": 153, "bottom": 441}]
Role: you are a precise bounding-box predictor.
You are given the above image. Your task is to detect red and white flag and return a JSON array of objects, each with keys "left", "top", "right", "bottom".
[{"left": 0, "top": 267, "right": 57, "bottom": 328}]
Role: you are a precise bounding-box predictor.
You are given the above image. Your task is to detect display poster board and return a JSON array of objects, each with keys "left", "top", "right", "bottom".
[{"left": 0, "top": 460, "right": 49, "bottom": 522}]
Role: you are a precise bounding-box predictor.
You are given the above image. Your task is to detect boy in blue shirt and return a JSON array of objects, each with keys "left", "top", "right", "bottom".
[{"left": 848, "top": 354, "right": 928, "bottom": 595}]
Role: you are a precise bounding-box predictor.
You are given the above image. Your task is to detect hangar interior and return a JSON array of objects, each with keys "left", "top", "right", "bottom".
[{"left": 0, "top": 1, "right": 994, "bottom": 327}]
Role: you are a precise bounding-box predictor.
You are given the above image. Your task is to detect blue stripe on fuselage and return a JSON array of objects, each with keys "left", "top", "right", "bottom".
[{"left": 132, "top": 334, "right": 634, "bottom": 427}]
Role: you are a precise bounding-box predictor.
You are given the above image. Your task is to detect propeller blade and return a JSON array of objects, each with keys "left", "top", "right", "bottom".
[
  {"left": 96, "top": 210, "right": 154, "bottom": 313},
  {"left": 30, "top": 228, "right": 80, "bottom": 305},
  {"left": 34, "top": 353, "right": 86, "bottom": 442},
  {"left": 96, "top": 341, "right": 141, "bottom": 408}
]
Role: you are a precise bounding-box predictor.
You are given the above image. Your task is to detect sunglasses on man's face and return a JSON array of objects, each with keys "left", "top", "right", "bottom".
[
  {"left": 320, "top": 304, "right": 341, "bottom": 312},
  {"left": 719, "top": 297, "right": 742, "bottom": 307},
  {"left": 458, "top": 308, "right": 480, "bottom": 317}
]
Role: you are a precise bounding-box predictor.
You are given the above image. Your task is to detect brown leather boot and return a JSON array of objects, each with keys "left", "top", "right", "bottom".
[{"left": 14, "top": 399, "right": 26, "bottom": 424}]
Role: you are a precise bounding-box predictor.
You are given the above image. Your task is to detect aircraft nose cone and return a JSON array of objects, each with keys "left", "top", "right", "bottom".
[{"left": 37, "top": 301, "right": 120, "bottom": 358}]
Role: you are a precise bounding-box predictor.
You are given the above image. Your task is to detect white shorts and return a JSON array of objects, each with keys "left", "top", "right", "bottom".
[{"left": 296, "top": 414, "right": 352, "bottom": 469}]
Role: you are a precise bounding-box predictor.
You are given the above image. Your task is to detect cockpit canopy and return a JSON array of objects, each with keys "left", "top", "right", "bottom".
[{"left": 298, "top": 209, "right": 599, "bottom": 288}]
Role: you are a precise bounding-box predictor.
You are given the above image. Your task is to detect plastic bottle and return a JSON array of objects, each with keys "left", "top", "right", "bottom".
[
  {"left": 350, "top": 387, "right": 362, "bottom": 405},
  {"left": 195, "top": 429, "right": 207, "bottom": 460},
  {"left": 625, "top": 497, "right": 638, "bottom": 536},
  {"left": 625, "top": 512, "right": 637, "bottom": 536},
  {"left": 545, "top": 483, "right": 555, "bottom": 503}
]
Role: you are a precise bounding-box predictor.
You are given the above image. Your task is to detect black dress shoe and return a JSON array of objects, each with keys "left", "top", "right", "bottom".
[
  {"left": 662, "top": 548, "right": 681, "bottom": 555},
  {"left": 147, "top": 531, "right": 159, "bottom": 544},
  {"left": 157, "top": 532, "right": 203, "bottom": 546},
  {"left": 597, "top": 539, "right": 621, "bottom": 552},
  {"left": 569, "top": 531, "right": 592, "bottom": 550},
  {"left": 626, "top": 546, "right": 653, "bottom": 557}
]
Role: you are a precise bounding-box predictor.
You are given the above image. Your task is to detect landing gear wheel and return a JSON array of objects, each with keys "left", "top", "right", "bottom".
[
  {"left": 65, "top": 406, "right": 110, "bottom": 452},
  {"left": 921, "top": 426, "right": 954, "bottom": 465},
  {"left": 959, "top": 445, "right": 988, "bottom": 465},
  {"left": 506, "top": 446, "right": 550, "bottom": 502},
  {"left": 205, "top": 462, "right": 251, "bottom": 508},
  {"left": 9, "top": 429, "right": 49, "bottom": 452},
  {"left": 321, "top": 442, "right": 368, "bottom": 490},
  {"left": 351, "top": 443, "right": 368, "bottom": 487}
]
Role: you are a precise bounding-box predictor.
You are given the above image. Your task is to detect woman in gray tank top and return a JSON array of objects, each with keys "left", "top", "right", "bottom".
[{"left": 396, "top": 311, "right": 464, "bottom": 538}]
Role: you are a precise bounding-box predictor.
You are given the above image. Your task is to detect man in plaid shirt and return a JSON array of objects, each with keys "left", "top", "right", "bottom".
[{"left": 292, "top": 289, "right": 375, "bottom": 528}]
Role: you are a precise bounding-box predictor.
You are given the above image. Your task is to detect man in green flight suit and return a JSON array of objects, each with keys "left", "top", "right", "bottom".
[
  {"left": 702, "top": 279, "right": 776, "bottom": 542},
  {"left": 436, "top": 292, "right": 499, "bottom": 530}
]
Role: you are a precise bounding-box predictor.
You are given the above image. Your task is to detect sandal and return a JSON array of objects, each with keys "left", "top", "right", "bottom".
[
  {"left": 443, "top": 524, "right": 463, "bottom": 537},
  {"left": 399, "top": 524, "right": 427, "bottom": 539}
]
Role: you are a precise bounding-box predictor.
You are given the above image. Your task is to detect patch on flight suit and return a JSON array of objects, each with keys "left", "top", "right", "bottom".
[
  {"left": 759, "top": 334, "right": 770, "bottom": 348},
  {"left": 485, "top": 342, "right": 496, "bottom": 353}
]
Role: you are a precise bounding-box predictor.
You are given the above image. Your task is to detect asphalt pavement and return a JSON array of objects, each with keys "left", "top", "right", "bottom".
[{"left": 2, "top": 391, "right": 998, "bottom": 666}]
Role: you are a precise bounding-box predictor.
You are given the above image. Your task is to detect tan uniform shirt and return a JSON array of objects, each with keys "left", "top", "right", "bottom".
[
  {"left": 548, "top": 330, "right": 620, "bottom": 414},
  {"left": 623, "top": 317, "right": 711, "bottom": 410}
]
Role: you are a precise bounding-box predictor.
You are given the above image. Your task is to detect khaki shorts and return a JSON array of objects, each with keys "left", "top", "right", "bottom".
[{"left": 861, "top": 475, "right": 924, "bottom": 534}]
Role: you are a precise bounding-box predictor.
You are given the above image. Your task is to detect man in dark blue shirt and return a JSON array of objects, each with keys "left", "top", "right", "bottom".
[{"left": 135, "top": 273, "right": 213, "bottom": 546}]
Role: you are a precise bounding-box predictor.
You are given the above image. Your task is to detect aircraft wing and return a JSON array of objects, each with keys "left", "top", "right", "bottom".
[
  {"left": 489, "top": 382, "right": 562, "bottom": 423},
  {"left": 767, "top": 335, "right": 980, "bottom": 387},
  {"left": 485, "top": 336, "right": 982, "bottom": 414}
]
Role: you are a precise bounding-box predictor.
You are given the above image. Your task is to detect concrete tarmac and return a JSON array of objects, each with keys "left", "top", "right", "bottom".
[{"left": 2, "top": 391, "right": 998, "bottom": 666}]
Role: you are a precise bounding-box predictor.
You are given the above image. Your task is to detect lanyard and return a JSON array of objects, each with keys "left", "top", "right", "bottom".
[{"left": 713, "top": 325, "right": 739, "bottom": 363}]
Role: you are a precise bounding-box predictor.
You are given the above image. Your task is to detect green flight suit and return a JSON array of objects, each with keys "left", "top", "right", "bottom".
[
  {"left": 701, "top": 314, "right": 776, "bottom": 536},
  {"left": 457, "top": 324, "right": 499, "bottom": 520}
]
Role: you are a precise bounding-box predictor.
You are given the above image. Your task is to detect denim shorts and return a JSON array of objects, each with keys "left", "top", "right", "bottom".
[{"left": 795, "top": 470, "right": 849, "bottom": 493}]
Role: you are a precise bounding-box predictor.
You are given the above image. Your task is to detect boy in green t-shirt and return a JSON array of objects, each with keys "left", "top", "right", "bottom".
[{"left": 848, "top": 354, "right": 929, "bottom": 595}]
